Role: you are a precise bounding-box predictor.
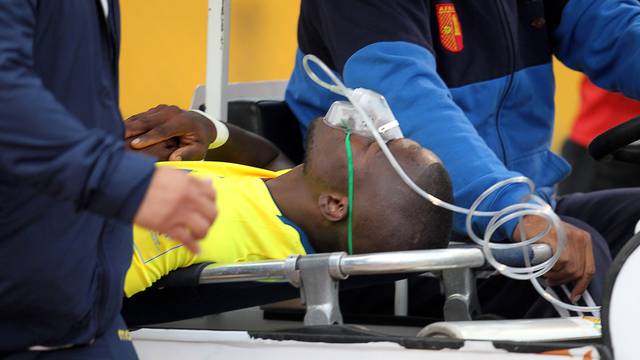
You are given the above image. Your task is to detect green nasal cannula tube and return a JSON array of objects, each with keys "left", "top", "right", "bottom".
[{"left": 345, "top": 129, "right": 354, "bottom": 255}]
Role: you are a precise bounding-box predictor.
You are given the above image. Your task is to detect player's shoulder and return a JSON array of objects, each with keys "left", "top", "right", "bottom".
[{"left": 156, "top": 161, "right": 284, "bottom": 179}]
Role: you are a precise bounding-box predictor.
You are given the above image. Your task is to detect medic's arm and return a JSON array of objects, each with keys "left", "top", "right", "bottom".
[
  {"left": 205, "top": 123, "right": 294, "bottom": 171},
  {"left": 289, "top": 0, "right": 529, "bottom": 239},
  {"left": 549, "top": 0, "right": 640, "bottom": 99},
  {"left": 0, "top": 1, "right": 155, "bottom": 221}
]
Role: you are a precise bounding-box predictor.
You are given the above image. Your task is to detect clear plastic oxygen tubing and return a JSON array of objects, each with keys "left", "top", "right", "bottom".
[{"left": 302, "top": 54, "right": 600, "bottom": 314}]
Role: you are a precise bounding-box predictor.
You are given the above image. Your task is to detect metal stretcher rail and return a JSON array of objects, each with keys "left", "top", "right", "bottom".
[
  {"left": 199, "top": 258, "right": 295, "bottom": 284},
  {"left": 196, "top": 245, "right": 553, "bottom": 325},
  {"left": 198, "top": 248, "right": 487, "bottom": 285},
  {"left": 339, "top": 248, "right": 485, "bottom": 275},
  {"left": 198, "top": 245, "right": 553, "bottom": 285}
]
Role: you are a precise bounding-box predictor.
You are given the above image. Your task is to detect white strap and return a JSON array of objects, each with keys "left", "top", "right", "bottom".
[
  {"left": 377, "top": 120, "right": 400, "bottom": 134},
  {"left": 190, "top": 110, "right": 229, "bottom": 149}
]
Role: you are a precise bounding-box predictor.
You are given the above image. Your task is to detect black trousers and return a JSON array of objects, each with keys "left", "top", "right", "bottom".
[
  {"left": 5, "top": 316, "right": 137, "bottom": 360},
  {"left": 341, "top": 188, "right": 640, "bottom": 319}
]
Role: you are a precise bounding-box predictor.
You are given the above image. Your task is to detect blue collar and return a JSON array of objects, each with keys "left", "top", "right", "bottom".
[{"left": 277, "top": 215, "right": 315, "bottom": 254}]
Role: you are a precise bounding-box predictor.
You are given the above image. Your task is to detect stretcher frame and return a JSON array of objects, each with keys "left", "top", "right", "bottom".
[{"left": 176, "top": 245, "right": 553, "bottom": 325}]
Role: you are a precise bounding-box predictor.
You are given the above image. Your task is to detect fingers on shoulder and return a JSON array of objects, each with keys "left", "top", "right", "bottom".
[{"left": 169, "top": 144, "right": 208, "bottom": 161}]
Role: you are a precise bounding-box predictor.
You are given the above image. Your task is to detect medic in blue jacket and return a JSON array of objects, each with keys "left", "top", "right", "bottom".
[
  {"left": 0, "top": 1, "right": 217, "bottom": 357},
  {"left": 286, "top": 0, "right": 640, "bottom": 315}
]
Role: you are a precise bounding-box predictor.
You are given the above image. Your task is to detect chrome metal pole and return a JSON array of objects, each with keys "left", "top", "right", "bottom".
[
  {"left": 199, "top": 259, "right": 289, "bottom": 284},
  {"left": 197, "top": 248, "right": 487, "bottom": 284},
  {"left": 340, "top": 248, "right": 485, "bottom": 275}
]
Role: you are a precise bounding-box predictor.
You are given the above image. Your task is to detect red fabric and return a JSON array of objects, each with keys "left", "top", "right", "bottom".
[{"left": 570, "top": 77, "right": 640, "bottom": 147}]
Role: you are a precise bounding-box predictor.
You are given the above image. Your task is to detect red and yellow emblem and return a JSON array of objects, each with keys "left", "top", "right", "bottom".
[{"left": 436, "top": 3, "right": 464, "bottom": 53}]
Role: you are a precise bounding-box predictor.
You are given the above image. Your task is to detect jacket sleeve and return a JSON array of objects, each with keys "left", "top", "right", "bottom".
[
  {"left": 550, "top": 0, "right": 640, "bottom": 99},
  {"left": 0, "top": 1, "right": 156, "bottom": 223},
  {"left": 305, "top": 0, "right": 531, "bottom": 239}
]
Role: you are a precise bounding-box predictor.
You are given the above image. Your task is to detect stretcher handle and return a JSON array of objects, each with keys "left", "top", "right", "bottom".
[{"left": 589, "top": 116, "right": 640, "bottom": 162}]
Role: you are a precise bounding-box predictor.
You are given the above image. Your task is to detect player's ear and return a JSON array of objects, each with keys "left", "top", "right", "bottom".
[{"left": 318, "top": 192, "right": 348, "bottom": 222}]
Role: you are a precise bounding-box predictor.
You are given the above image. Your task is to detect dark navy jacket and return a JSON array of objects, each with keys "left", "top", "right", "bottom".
[
  {"left": 0, "top": 0, "right": 155, "bottom": 351},
  {"left": 286, "top": 0, "right": 640, "bottom": 239}
]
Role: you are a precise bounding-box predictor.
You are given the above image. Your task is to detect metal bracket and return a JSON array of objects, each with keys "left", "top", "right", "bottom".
[
  {"left": 284, "top": 255, "right": 301, "bottom": 287},
  {"left": 297, "top": 253, "right": 347, "bottom": 326},
  {"left": 442, "top": 268, "right": 481, "bottom": 321}
]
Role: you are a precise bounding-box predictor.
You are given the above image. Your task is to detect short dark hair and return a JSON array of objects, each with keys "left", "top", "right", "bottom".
[{"left": 352, "top": 142, "right": 453, "bottom": 253}]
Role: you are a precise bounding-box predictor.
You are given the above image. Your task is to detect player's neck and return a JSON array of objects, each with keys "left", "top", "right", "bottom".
[{"left": 266, "top": 166, "right": 336, "bottom": 252}]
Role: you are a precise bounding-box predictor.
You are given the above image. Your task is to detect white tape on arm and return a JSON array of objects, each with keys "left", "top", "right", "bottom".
[{"left": 190, "top": 109, "right": 229, "bottom": 149}]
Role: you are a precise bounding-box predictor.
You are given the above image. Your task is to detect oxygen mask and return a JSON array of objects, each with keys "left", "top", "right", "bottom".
[{"left": 324, "top": 90, "right": 404, "bottom": 143}]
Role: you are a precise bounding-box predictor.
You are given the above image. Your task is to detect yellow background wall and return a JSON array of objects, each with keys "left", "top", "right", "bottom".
[
  {"left": 119, "top": 0, "right": 580, "bottom": 151},
  {"left": 119, "top": 1, "right": 208, "bottom": 118},
  {"left": 119, "top": 0, "right": 299, "bottom": 119},
  {"left": 552, "top": 60, "right": 581, "bottom": 151}
]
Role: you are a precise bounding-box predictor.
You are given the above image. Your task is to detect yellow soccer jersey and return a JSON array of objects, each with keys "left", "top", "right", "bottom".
[{"left": 124, "top": 161, "right": 313, "bottom": 297}]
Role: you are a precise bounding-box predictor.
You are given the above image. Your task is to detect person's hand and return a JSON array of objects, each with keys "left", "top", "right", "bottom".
[
  {"left": 124, "top": 137, "right": 178, "bottom": 161},
  {"left": 134, "top": 167, "right": 217, "bottom": 253},
  {"left": 125, "top": 105, "right": 216, "bottom": 161},
  {"left": 513, "top": 215, "right": 596, "bottom": 302}
]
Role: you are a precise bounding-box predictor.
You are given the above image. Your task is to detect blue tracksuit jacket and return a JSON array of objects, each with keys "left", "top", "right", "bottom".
[
  {"left": 286, "top": 0, "right": 640, "bottom": 240},
  {"left": 0, "top": 0, "right": 155, "bottom": 351}
]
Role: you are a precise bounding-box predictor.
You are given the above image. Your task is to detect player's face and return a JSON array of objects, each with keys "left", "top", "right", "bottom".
[{"left": 303, "top": 117, "right": 375, "bottom": 178}]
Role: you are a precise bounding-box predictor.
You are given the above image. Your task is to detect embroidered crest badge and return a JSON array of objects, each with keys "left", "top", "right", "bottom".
[{"left": 436, "top": 3, "right": 464, "bottom": 53}]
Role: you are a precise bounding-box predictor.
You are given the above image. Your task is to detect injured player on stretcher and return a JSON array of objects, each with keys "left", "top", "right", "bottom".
[{"left": 124, "top": 116, "right": 453, "bottom": 297}]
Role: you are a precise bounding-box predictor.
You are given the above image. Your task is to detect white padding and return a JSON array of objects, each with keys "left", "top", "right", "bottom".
[
  {"left": 418, "top": 317, "right": 601, "bottom": 342},
  {"left": 131, "top": 328, "right": 570, "bottom": 360},
  {"left": 609, "top": 245, "right": 640, "bottom": 360}
]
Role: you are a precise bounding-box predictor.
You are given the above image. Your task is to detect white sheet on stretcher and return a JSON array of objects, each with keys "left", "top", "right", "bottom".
[{"left": 132, "top": 328, "right": 600, "bottom": 360}]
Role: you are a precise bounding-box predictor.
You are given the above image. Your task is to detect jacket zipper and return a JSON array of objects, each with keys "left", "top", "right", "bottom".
[
  {"left": 93, "top": 223, "right": 110, "bottom": 339},
  {"left": 495, "top": 0, "right": 516, "bottom": 164}
]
